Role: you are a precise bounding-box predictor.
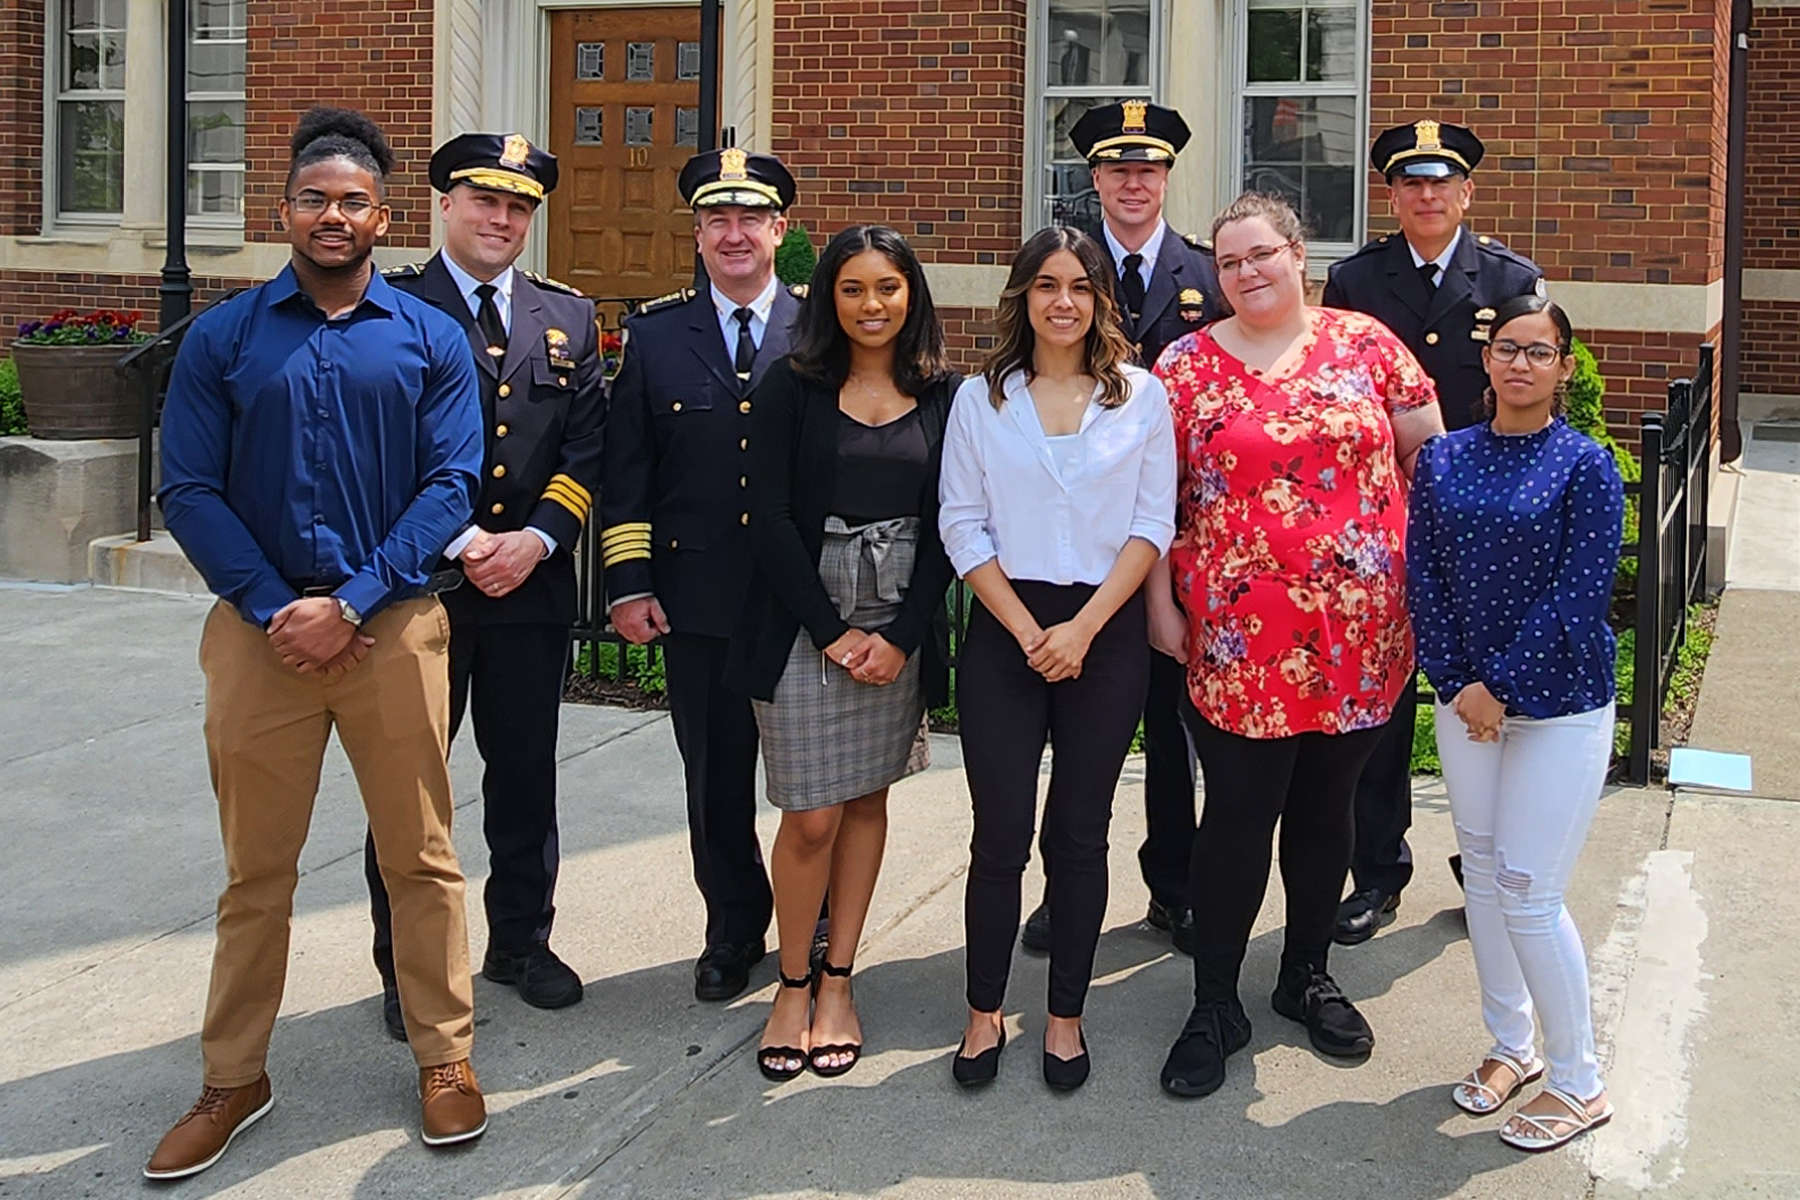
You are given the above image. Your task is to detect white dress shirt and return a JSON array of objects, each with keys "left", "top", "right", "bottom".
[
  {"left": 1407, "top": 225, "right": 1463, "bottom": 285},
  {"left": 710, "top": 275, "right": 779, "bottom": 361},
  {"left": 438, "top": 253, "right": 555, "bottom": 561},
  {"left": 938, "top": 365, "right": 1176, "bottom": 585},
  {"left": 1103, "top": 219, "right": 1168, "bottom": 294}
]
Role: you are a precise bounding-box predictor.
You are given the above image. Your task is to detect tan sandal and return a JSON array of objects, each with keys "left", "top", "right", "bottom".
[
  {"left": 1499, "top": 1085, "right": 1613, "bottom": 1152},
  {"left": 1451, "top": 1049, "right": 1545, "bottom": 1115}
]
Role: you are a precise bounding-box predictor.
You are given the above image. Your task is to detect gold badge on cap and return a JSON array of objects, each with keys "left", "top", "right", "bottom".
[
  {"left": 1122, "top": 100, "right": 1148, "bottom": 134},
  {"left": 501, "top": 134, "right": 532, "bottom": 169},
  {"left": 1414, "top": 119, "right": 1441, "bottom": 152},
  {"left": 720, "top": 146, "right": 748, "bottom": 181}
]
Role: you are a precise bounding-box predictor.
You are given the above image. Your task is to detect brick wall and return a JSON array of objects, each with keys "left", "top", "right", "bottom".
[
  {"left": 0, "top": 1, "right": 45, "bottom": 238},
  {"left": 769, "top": 0, "right": 1027, "bottom": 268},
  {"left": 1742, "top": 9, "right": 1800, "bottom": 397},
  {"left": 0, "top": 272, "right": 252, "bottom": 345},
  {"left": 245, "top": 0, "right": 436, "bottom": 247}
]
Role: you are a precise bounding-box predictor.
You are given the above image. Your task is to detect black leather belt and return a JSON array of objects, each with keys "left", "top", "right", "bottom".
[{"left": 290, "top": 570, "right": 463, "bottom": 600}]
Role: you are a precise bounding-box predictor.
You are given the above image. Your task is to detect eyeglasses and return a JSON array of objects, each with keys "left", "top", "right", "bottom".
[
  {"left": 1488, "top": 339, "right": 1565, "bottom": 367},
  {"left": 286, "top": 193, "right": 380, "bottom": 217},
  {"left": 1215, "top": 242, "right": 1296, "bottom": 275}
]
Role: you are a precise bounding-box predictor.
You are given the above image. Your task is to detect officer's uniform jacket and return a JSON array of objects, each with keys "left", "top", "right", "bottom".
[
  {"left": 598, "top": 283, "right": 803, "bottom": 639},
  {"left": 1098, "top": 228, "right": 1226, "bottom": 371},
  {"left": 1322, "top": 229, "right": 1544, "bottom": 432},
  {"left": 385, "top": 254, "right": 605, "bottom": 625}
]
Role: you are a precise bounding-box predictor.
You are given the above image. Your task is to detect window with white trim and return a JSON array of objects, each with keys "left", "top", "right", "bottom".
[
  {"left": 53, "top": 0, "right": 128, "bottom": 219},
  {"left": 188, "top": 0, "right": 247, "bottom": 221},
  {"left": 1236, "top": 0, "right": 1365, "bottom": 251},
  {"left": 1035, "top": 0, "right": 1164, "bottom": 236}
]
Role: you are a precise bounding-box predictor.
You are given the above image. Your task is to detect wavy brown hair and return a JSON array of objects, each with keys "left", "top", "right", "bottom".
[{"left": 982, "top": 226, "right": 1136, "bottom": 410}]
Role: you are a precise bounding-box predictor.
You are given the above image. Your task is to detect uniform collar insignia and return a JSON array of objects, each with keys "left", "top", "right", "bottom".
[{"left": 1179, "top": 287, "right": 1204, "bottom": 306}]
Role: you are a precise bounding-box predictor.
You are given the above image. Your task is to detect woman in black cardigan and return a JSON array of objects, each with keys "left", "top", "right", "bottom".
[{"left": 726, "top": 226, "right": 958, "bottom": 1081}]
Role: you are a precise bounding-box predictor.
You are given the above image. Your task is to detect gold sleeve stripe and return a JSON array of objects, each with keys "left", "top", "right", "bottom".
[
  {"left": 548, "top": 473, "right": 592, "bottom": 506},
  {"left": 543, "top": 481, "right": 592, "bottom": 515},
  {"left": 600, "top": 523, "right": 652, "bottom": 545},
  {"left": 601, "top": 542, "right": 654, "bottom": 567},
  {"left": 544, "top": 490, "right": 588, "bottom": 523},
  {"left": 600, "top": 530, "right": 653, "bottom": 549}
]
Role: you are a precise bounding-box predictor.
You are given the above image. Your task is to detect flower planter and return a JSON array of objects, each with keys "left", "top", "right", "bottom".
[{"left": 11, "top": 342, "right": 138, "bottom": 439}]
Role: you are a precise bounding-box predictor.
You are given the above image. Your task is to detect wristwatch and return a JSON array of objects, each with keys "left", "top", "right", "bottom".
[{"left": 336, "top": 597, "right": 364, "bottom": 627}]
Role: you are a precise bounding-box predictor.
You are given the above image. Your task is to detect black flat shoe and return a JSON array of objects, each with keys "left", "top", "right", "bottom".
[
  {"left": 808, "top": 960, "right": 862, "bottom": 1078},
  {"left": 483, "top": 944, "right": 584, "bottom": 1009},
  {"left": 695, "top": 938, "right": 767, "bottom": 1002},
  {"left": 1146, "top": 899, "right": 1196, "bottom": 957},
  {"left": 1160, "top": 999, "right": 1252, "bottom": 1099},
  {"left": 1019, "top": 903, "right": 1052, "bottom": 954},
  {"left": 1043, "top": 1031, "right": 1090, "bottom": 1092},
  {"left": 757, "top": 966, "right": 814, "bottom": 1083},
  {"left": 1271, "top": 965, "right": 1374, "bottom": 1058},
  {"left": 1449, "top": 854, "right": 1465, "bottom": 890},
  {"left": 952, "top": 1026, "right": 1007, "bottom": 1087},
  {"left": 1332, "top": 888, "right": 1400, "bottom": 946},
  {"left": 381, "top": 983, "right": 407, "bottom": 1042}
]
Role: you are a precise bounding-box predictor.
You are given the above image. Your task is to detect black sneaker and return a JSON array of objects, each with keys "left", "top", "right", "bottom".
[
  {"left": 483, "top": 944, "right": 584, "bottom": 1009},
  {"left": 1019, "top": 903, "right": 1052, "bottom": 954},
  {"left": 381, "top": 983, "right": 407, "bottom": 1042},
  {"left": 1270, "top": 966, "right": 1373, "bottom": 1057},
  {"left": 1159, "top": 999, "right": 1252, "bottom": 1098},
  {"left": 1332, "top": 888, "right": 1400, "bottom": 946},
  {"left": 1146, "top": 899, "right": 1196, "bottom": 957}
]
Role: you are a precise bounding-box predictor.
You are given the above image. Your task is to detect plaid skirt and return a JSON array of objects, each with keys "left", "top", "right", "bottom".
[{"left": 753, "top": 516, "right": 930, "bottom": 811}]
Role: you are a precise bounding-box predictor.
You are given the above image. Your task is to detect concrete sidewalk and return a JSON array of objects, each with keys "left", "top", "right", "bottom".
[{"left": 0, "top": 585, "right": 1788, "bottom": 1199}]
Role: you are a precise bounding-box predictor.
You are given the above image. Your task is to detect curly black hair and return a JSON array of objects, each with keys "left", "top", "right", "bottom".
[{"left": 287, "top": 107, "right": 394, "bottom": 193}]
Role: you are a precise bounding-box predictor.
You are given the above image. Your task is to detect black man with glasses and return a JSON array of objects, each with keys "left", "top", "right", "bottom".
[{"left": 1322, "top": 119, "right": 1545, "bottom": 948}]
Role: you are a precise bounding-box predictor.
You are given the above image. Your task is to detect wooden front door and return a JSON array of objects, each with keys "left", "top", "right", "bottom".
[{"left": 547, "top": 6, "right": 705, "bottom": 301}]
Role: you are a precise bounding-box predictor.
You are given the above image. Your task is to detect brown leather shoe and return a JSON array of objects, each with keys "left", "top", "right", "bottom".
[
  {"left": 419, "top": 1059, "right": 487, "bottom": 1146},
  {"left": 142, "top": 1074, "right": 273, "bottom": 1179}
]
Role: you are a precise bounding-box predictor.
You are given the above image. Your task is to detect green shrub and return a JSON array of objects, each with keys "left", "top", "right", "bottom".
[
  {"left": 775, "top": 223, "right": 818, "bottom": 287},
  {"left": 0, "top": 358, "right": 23, "bottom": 436},
  {"left": 1565, "top": 338, "right": 1605, "bottom": 439}
]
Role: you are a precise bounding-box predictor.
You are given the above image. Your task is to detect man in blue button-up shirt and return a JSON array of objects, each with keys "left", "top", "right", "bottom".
[{"left": 147, "top": 108, "right": 488, "bottom": 1181}]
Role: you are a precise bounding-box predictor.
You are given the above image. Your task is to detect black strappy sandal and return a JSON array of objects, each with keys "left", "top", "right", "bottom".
[
  {"left": 756, "top": 967, "right": 814, "bottom": 1082},
  {"left": 808, "top": 960, "right": 863, "bottom": 1078}
]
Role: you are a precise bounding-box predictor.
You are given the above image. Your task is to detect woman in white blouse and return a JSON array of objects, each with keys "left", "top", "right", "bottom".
[{"left": 940, "top": 226, "right": 1176, "bottom": 1092}]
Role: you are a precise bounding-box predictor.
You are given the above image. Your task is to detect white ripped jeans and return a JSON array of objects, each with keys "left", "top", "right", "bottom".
[{"left": 1435, "top": 700, "right": 1613, "bottom": 1099}]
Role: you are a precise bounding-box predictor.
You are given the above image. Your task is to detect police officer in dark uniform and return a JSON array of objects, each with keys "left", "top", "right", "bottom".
[
  {"left": 1015, "top": 101, "right": 1226, "bottom": 958},
  {"left": 1323, "top": 119, "right": 1545, "bottom": 944},
  {"left": 364, "top": 132, "right": 604, "bottom": 1034},
  {"left": 599, "top": 147, "right": 804, "bottom": 1002}
]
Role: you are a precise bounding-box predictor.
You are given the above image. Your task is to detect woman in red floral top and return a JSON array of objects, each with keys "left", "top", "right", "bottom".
[{"left": 1147, "top": 193, "right": 1443, "bottom": 1101}]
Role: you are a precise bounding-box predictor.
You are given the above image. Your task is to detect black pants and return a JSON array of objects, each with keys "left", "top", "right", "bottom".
[
  {"left": 1184, "top": 710, "right": 1385, "bottom": 1004},
  {"left": 368, "top": 619, "right": 568, "bottom": 984},
  {"left": 1349, "top": 676, "right": 1418, "bottom": 897},
  {"left": 661, "top": 630, "right": 772, "bottom": 948},
  {"left": 961, "top": 583, "right": 1148, "bottom": 1019}
]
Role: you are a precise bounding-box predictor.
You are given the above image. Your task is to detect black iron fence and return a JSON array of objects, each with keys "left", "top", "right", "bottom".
[{"left": 1621, "top": 343, "right": 1715, "bottom": 785}]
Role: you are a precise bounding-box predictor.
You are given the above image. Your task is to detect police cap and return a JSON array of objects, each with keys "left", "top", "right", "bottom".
[
  {"left": 429, "top": 132, "right": 558, "bottom": 202},
  {"left": 678, "top": 147, "right": 797, "bottom": 211},
  {"left": 1370, "top": 120, "right": 1485, "bottom": 180},
  {"left": 1069, "top": 101, "right": 1191, "bottom": 165}
]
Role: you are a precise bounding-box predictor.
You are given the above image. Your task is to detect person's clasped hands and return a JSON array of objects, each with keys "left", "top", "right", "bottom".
[
  {"left": 1452, "top": 681, "right": 1506, "bottom": 742},
  {"left": 267, "top": 596, "right": 374, "bottom": 677}
]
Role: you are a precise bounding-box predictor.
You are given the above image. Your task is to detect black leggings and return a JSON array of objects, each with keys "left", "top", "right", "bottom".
[
  {"left": 1183, "top": 710, "right": 1386, "bottom": 1004},
  {"left": 960, "top": 582, "right": 1149, "bottom": 1018}
]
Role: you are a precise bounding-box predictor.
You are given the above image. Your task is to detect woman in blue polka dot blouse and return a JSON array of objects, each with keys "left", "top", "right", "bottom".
[{"left": 1406, "top": 293, "right": 1624, "bottom": 1153}]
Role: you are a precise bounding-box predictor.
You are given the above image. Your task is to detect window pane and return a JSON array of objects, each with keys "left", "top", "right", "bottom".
[
  {"left": 575, "top": 106, "right": 603, "bottom": 145},
  {"left": 189, "top": 100, "right": 243, "bottom": 164},
  {"left": 676, "top": 106, "right": 699, "bottom": 146},
  {"left": 678, "top": 41, "right": 702, "bottom": 81},
  {"left": 577, "top": 41, "right": 604, "bottom": 80},
  {"left": 189, "top": 39, "right": 245, "bottom": 92},
  {"left": 188, "top": 167, "right": 244, "bottom": 216},
  {"left": 1046, "top": 0, "right": 1152, "bottom": 88},
  {"left": 65, "top": 32, "right": 125, "bottom": 91},
  {"left": 1305, "top": 5, "right": 1358, "bottom": 82},
  {"left": 1041, "top": 93, "right": 1143, "bottom": 234},
  {"left": 627, "top": 42, "right": 654, "bottom": 81},
  {"left": 59, "top": 99, "right": 124, "bottom": 213},
  {"left": 1246, "top": 9, "right": 1300, "bottom": 82},
  {"left": 1242, "top": 95, "right": 1358, "bottom": 242},
  {"left": 625, "top": 106, "right": 653, "bottom": 145},
  {"left": 192, "top": 0, "right": 246, "bottom": 38}
]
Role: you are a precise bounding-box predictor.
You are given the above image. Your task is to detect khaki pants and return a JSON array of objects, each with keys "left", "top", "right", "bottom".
[{"left": 196, "top": 598, "right": 474, "bottom": 1086}]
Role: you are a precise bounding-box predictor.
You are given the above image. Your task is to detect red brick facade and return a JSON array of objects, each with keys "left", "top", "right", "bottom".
[
  {"left": 0, "top": 1, "right": 45, "bottom": 240},
  {"left": 1743, "top": 7, "right": 1800, "bottom": 398}
]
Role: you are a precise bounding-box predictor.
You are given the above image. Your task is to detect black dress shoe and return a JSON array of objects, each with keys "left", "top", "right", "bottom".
[
  {"left": 694, "top": 939, "right": 766, "bottom": 1002},
  {"left": 483, "top": 944, "right": 584, "bottom": 1009},
  {"left": 382, "top": 983, "right": 407, "bottom": 1042},
  {"left": 1333, "top": 888, "right": 1400, "bottom": 946},
  {"left": 1146, "top": 899, "right": 1196, "bottom": 957},
  {"left": 952, "top": 1027, "right": 1007, "bottom": 1087},
  {"left": 1019, "top": 903, "right": 1052, "bottom": 954},
  {"left": 1271, "top": 965, "right": 1373, "bottom": 1057},
  {"left": 1043, "top": 1032, "right": 1090, "bottom": 1092},
  {"left": 1160, "top": 999, "right": 1252, "bottom": 1098}
]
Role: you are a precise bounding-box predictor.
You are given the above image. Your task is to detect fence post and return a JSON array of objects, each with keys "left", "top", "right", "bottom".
[{"left": 1629, "top": 413, "right": 1665, "bottom": 786}]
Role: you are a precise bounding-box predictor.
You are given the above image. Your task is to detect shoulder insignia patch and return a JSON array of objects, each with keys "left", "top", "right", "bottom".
[
  {"left": 638, "top": 287, "right": 696, "bottom": 314},
  {"left": 381, "top": 262, "right": 424, "bottom": 278},
  {"left": 788, "top": 282, "right": 809, "bottom": 299},
  {"left": 521, "top": 270, "right": 585, "bottom": 298},
  {"left": 1182, "top": 233, "right": 1214, "bottom": 252}
]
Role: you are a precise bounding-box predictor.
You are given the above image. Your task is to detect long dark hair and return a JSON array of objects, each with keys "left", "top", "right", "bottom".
[
  {"left": 982, "top": 227, "right": 1135, "bottom": 409},
  {"left": 288, "top": 107, "right": 393, "bottom": 195},
  {"left": 788, "top": 225, "right": 950, "bottom": 396},
  {"left": 1482, "top": 292, "right": 1575, "bottom": 417}
]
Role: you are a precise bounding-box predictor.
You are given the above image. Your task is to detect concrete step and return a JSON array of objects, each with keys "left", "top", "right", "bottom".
[{"left": 88, "top": 530, "right": 209, "bottom": 596}]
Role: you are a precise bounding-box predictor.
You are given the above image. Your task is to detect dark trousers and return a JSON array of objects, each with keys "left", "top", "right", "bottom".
[
  {"left": 1349, "top": 676, "right": 1418, "bottom": 897},
  {"left": 1184, "top": 711, "right": 1385, "bottom": 1004},
  {"left": 661, "top": 630, "right": 772, "bottom": 948},
  {"left": 961, "top": 584, "right": 1148, "bottom": 1019},
  {"left": 368, "top": 619, "right": 568, "bottom": 985}
]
